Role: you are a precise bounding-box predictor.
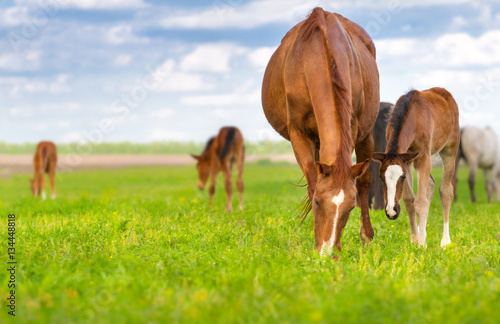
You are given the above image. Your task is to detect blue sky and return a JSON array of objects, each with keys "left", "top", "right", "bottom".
[{"left": 1, "top": 0, "right": 500, "bottom": 143}]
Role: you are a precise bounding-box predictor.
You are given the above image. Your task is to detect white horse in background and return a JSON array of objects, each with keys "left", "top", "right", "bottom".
[{"left": 455, "top": 126, "right": 500, "bottom": 202}]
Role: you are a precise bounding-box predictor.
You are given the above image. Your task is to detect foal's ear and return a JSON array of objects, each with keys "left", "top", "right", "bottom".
[
  {"left": 351, "top": 159, "right": 370, "bottom": 180},
  {"left": 372, "top": 152, "right": 386, "bottom": 162},
  {"left": 190, "top": 154, "right": 201, "bottom": 161},
  {"left": 400, "top": 152, "right": 419, "bottom": 163},
  {"left": 315, "top": 162, "right": 333, "bottom": 176}
]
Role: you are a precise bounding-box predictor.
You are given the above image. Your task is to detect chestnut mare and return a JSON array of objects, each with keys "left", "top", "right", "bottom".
[
  {"left": 373, "top": 88, "right": 460, "bottom": 248},
  {"left": 30, "top": 141, "right": 57, "bottom": 199},
  {"left": 262, "top": 8, "right": 379, "bottom": 258},
  {"left": 191, "top": 126, "right": 244, "bottom": 212}
]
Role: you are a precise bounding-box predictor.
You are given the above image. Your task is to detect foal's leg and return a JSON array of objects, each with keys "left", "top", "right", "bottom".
[
  {"left": 402, "top": 164, "right": 418, "bottom": 243},
  {"left": 414, "top": 156, "right": 433, "bottom": 247},
  {"left": 355, "top": 135, "right": 375, "bottom": 243},
  {"left": 40, "top": 172, "right": 46, "bottom": 200},
  {"left": 236, "top": 148, "right": 245, "bottom": 211},
  {"left": 208, "top": 164, "right": 220, "bottom": 209},
  {"left": 49, "top": 166, "right": 56, "bottom": 199},
  {"left": 483, "top": 168, "right": 492, "bottom": 203},
  {"left": 221, "top": 159, "right": 233, "bottom": 212},
  {"left": 439, "top": 152, "right": 456, "bottom": 247}
]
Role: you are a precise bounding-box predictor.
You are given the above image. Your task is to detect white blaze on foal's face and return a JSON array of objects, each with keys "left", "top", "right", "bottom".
[
  {"left": 319, "top": 189, "right": 345, "bottom": 257},
  {"left": 385, "top": 164, "right": 403, "bottom": 217}
]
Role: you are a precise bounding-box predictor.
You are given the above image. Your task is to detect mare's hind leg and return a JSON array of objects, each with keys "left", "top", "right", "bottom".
[
  {"left": 439, "top": 151, "right": 456, "bottom": 247},
  {"left": 483, "top": 168, "right": 493, "bottom": 203},
  {"left": 355, "top": 135, "right": 375, "bottom": 243},
  {"left": 221, "top": 159, "right": 233, "bottom": 212},
  {"left": 402, "top": 164, "right": 418, "bottom": 243},
  {"left": 236, "top": 148, "right": 244, "bottom": 211}
]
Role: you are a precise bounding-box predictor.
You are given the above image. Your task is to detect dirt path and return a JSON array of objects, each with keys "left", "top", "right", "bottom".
[{"left": 0, "top": 154, "right": 297, "bottom": 178}]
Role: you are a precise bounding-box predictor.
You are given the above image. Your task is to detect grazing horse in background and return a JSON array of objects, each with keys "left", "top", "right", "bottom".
[
  {"left": 454, "top": 126, "right": 500, "bottom": 203},
  {"left": 373, "top": 88, "right": 460, "bottom": 248},
  {"left": 191, "top": 126, "right": 245, "bottom": 212},
  {"left": 30, "top": 141, "right": 57, "bottom": 199},
  {"left": 369, "top": 102, "right": 394, "bottom": 210},
  {"left": 262, "top": 7, "right": 379, "bottom": 259}
]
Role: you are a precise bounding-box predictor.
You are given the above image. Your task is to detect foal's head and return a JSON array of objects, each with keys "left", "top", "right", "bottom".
[
  {"left": 191, "top": 154, "right": 210, "bottom": 190},
  {"left": 312, "top": 160, "right": 370, "bottom": 258},
  {"left": 372, "top": 152, "right": 419, "bottom": 220},
  {"left": 29, "top": 178, "right": 38, "bottom": 197}
]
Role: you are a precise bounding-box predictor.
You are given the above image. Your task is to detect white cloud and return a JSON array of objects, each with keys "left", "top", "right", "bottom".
[
  {"left": 49, "top": 74, "right": 72, "bottom": 94},
  {"left": 0, "top": 6, "right": 29, "bottom": 26},
  {"left": 247, "top": 47, "right": 276, "bottom": 72},
  {"left": 36, "top": 122, "right": 47, "bottom": 131},
  {"left": 377, "top": 30, "right": 500, "bottom": 67},
  {"left": 375, "top": 38, "right": 420, "bottom": 58},
  {"left": 107, "top": 25, "right": 147, "bottom": 45},
  {"left": 0, "top": 51, "right": 40, "bottom": 71},
  {"left": 10, "top": 106, "right": 34, "bottom": 118},
  {"left": 158, "top": 0, "right": 476, "bottom": 30},
  {"left": 114, "top": 55, "right": 132, "bottom": 66},
  {"left": 150, "top": 108, "right": 175, "bottom": 119},
  {"left": 0, "top": 74, "right": 71, "bottom": 96},
  {"left": 16, "top": 0, "right": 146, "bottom": 10},
  {"left": 210, "top": 108, "right": 235, "bottom": 119},
  {"left": 159, "top": 0, "right": 323, "bottom": 30},
  {"left": 62, "top": 131, "right": 85, "bottom": 143},
  {"left": 428, "top": 31, "right": 500, "bottom": 67},
  {"left": 56, "top": 121, "right": 72, "bottom": 128},
  {"left": 180, "top": 43, "right": 246, "bottom": 73},
  {"left": 180, "top": 89, "right": 260, "bottom": 106},
  {"left": 151, "top": 59, "right": 214, "bottom": 92},
  {"left": 147, "top": 129, "right": 187, "bottom": 141}
]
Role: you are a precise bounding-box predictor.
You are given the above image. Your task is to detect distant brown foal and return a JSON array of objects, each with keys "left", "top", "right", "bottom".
[
  {"left": 262, "top": 8, "right": 379, "bottom": 258},
  {"left": 373, "top": 88, "right": 460, "bottom": 248},
  {"left": 30, "top": 141, "right": 58, "bottom": 199},
  {"left": 191, "top": 127, "right": 244, "bottom": 212}
]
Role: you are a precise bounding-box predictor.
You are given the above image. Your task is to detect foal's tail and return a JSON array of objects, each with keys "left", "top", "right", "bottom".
[{"left": 219, "top": 127, "right": 237, "bottom": 160}]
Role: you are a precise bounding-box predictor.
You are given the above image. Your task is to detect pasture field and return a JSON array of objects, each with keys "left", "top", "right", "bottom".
[{"left": 0, "top": 163, "right": 499, "bottom": 323}]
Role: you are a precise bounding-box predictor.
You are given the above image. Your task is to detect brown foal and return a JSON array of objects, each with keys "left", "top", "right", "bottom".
[
  {"left": 373, "top": 88, "right": 460, "bottom": 247},
  {"left": 30, "top": 141, "right": 57, "bottom": 199},
  {"left": 191, "top": 127, "right": 245, "bottom": 212}
]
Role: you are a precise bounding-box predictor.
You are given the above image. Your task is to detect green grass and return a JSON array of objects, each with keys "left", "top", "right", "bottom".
[{"left": 0, "top": 165, "right": 499, "bottom": 323}]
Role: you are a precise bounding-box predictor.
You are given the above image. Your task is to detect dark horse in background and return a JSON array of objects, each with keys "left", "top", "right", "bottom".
[
  {"left": 30, "top": 141, "right": 57, "bottom": 199},
  {"left": 262, "top": 7, "right": 379, "bottom": 259},
  {"left": 191, "top": 126, "right": 245, "bottom": 212},
  {"left": 369, "top": 102, "right": 394, "bottom": 210}
]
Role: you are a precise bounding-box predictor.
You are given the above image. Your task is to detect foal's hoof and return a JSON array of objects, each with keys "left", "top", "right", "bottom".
[{"left": 332, "top": 255, "right": 339, "bottom": 261}]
